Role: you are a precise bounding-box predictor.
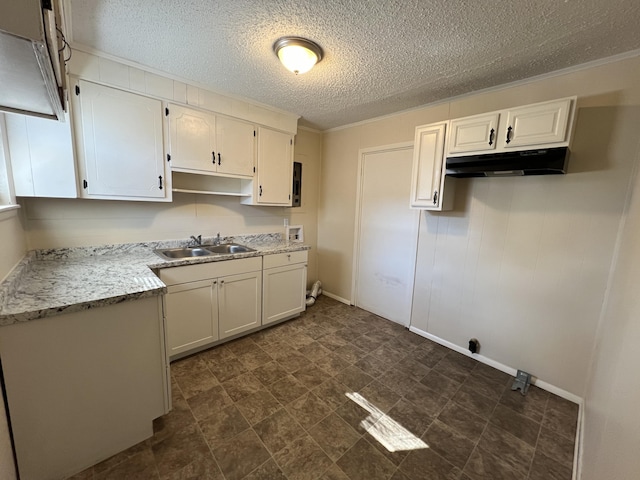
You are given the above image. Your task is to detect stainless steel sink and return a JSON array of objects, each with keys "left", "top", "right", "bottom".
[
  {"left": 154, "top": 243, "right": 255, "bottom": 260},
  {"left": 203, "top": 243, "right": 256, "bottom": 254},
  {"left": 154, "top": 246, "right": 214, "bottom": 260}
]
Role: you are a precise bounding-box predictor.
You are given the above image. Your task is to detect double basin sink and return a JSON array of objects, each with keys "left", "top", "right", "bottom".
[{"left": 154, "top": 243, "right": 256, "bottom": 261}]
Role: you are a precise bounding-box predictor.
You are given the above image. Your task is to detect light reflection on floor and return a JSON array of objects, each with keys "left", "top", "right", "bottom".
[{"left": 346, "top": 392, "right": 429, "bottom": 453}]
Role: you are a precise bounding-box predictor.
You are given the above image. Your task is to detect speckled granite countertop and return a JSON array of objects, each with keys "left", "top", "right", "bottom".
[{"left": 0, "top": 233, "right": 310, "bottom": 326}]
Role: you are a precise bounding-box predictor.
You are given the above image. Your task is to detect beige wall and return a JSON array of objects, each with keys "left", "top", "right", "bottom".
[
  {"left": 581, "top": 141, "right": 640, "bottom": 479},
  {"left": 318, "top": 55, "right": 640, "bottom": 396},
  {"left": 21, "top": 128, "right": 322, "bottom": 286},
  {"left": 0, "top": 211, "right": 26, "bottom": 280},
  {"left": 0, "top": 209, "right": 25, "bottom": 480}
]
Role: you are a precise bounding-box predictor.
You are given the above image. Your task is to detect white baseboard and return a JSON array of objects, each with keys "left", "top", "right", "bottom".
[
  {"left": 322, "top": 291, "right": 352, "bottom": 305},
  {"left": 574, "top": 404, "right": 584, "bottom": 480},
  {"left": 408, "top": 326, "right": 583, "bottom": 404},
  {"left": 409, "top": 324, "right": 584, "bottom": 479}
]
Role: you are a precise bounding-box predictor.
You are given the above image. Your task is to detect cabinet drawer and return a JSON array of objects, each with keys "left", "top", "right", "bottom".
[
  {"left": 263, "top": 251, "right": 308, "bottom": 269},
  {"left": 160, "top": 257, "right": 262, "bottom": 285}
]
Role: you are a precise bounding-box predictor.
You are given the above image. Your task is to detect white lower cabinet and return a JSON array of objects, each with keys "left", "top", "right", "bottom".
[
  {"left": 263, "top": 251, "right": 308, "bottom": 325},
  {"left": 0, "top": 297, "right": 168, "bottom": 480},
  {"left": 160, "top": 257, "right": 262, "bottom": 358},
  {"left": 218, "top": 270, "right": 262, "bottom": 339},
  {"left": 164, "top": 279, "right": 218, "bottom": 356}
]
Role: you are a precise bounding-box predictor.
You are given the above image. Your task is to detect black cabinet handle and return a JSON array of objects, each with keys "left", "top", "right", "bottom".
[
  {"left": 218, "top": 152, "right": 221, "bottom": 165},
  {"left": 259, "top": 185, "right": 262, "bottom": 197},
  {"left": 506, "top": 126, "right": 513, "bottom": 144},
  {"left": 212, "top": 151, "right": 216, "bottom": 164},
  {"left": 489, "top": 128, "right": 495, "bottom": 146},
  {"left": 159, "top": 176, "right": 163, "bottom": 190},
  {"left": 433, "top": 190, "right": 438, "bottom": 205}
]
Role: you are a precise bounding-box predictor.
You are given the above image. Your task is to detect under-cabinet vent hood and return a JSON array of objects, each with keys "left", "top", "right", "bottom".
[
  {"left": 0, "top": 0, "right": 65, "bottom": 120},
  {"left": 445, "top": 147, "right": 569, "bottom": 178}
]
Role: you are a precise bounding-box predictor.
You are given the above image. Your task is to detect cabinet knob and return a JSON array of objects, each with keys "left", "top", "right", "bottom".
[
  {"left": 220, "top": 280, "right": 224, "bottom": 285},
  {"left": 287, "top": 254, "right": 291, "bottom": 259},
  {"left": 213, "top": 280, "right": 217, "bottom": 285}
]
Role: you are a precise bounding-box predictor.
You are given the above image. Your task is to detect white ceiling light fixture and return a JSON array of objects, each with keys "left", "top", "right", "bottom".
[{"left": 273, "top": 36, "right": 323, "bottom": 75}]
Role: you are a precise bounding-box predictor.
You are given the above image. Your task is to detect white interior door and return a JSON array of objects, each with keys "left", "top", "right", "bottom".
[{"left": 354, "top": 144, "right": 419, "bottom": 326}]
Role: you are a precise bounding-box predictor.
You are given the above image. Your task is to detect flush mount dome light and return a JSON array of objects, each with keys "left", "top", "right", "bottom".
[{"left": 273, "top": 36, "right": 323, "bottom": 75}]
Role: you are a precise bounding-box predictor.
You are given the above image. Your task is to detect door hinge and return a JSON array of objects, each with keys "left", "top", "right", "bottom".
[
  {"left": 75, "top": 85, "right": 80, "bottom": 96},
  {"left": 167, "top": 154, "right": 171, "bottom": 162},
  {"left": 83, "top": 179, "right": 88, "bottom": 189},
  {"left": 165, "top": 107, "right": 169, "bottom": 116}
]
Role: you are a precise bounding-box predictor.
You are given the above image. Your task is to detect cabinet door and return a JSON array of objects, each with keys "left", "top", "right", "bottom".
[
  {"left": 164, "top": 280, "right": 218, "bottom": 357},
  {"left": 263, "top": 263, "right": 307, "bottom": 325},
  {"left": 167, "top": 103, "right": 217, "bottom": 174},
  {"left": 218, "top": 271, "right": 262, "bottom": 339},
  {"left": 4, "top": 111, "right": 78, "bottom": 198},
  {"left": 216, "top": 115, "right": 255, "bottom": 177},
  {"left": 410, "top": 122, "right": 447, "bottom": 209},
  {"left": 503, "top": 98, "right": 572, "bottom": 149},
  {"left": 74, "top": 80, "right": 167, "bottom": 200},
  {"left": 448, "top": 112, "right": 499, "bottom": 154},
  {"left": 256, "top": 127, "right": 293, "bottom": 205}
]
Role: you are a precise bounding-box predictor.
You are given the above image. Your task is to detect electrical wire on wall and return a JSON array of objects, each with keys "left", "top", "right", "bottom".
[{"left": 56, "top": 27, "right": 71, "bottom": 63}]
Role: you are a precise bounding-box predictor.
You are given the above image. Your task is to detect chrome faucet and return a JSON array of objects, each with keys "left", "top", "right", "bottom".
[
  {"left": 214, "top": 232, "right": 221, "bottom": 245},
  {"left": 190, "top": 235, "right": 202, "bottom": 246}
]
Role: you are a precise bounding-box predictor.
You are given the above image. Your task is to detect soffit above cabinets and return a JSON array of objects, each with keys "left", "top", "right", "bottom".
[{"left": 67, "top": 0, "right": 640, "bottom": 130}]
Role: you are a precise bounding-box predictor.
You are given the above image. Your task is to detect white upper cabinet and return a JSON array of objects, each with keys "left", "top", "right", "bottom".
[
  {"left": 72, "top": 79, "right": 169, "bottom": 201},
  {"left": 166, "top": 104, "right": 255, "bottom": 178},
  {"left": 502, "top": 98, "right": 573, "bottom": 149},
  {"left": 445, "top": 97, "right": 576, "bottom": 157},
  {"left": 411, "top": 121, "right": 454, "bottom": 211},
  {"left": 448, "top": 112, "right": 500, "bottom": 154},
  {"left": 3, "top": 111, "right": 78, "bottom": 198},
  {"left": 243, "top": 126, "right": 293, "bottom": 206},
  {"left": 216, "top": 115, "right": 255, "bottom": 177},
  {"left": 167, "top": 104, "right": 217, "bottom": 174}
]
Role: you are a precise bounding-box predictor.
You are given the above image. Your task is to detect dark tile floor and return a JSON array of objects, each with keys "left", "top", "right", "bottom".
[{"left": 69, "top": 296, "right": 579, "bottom": 480}]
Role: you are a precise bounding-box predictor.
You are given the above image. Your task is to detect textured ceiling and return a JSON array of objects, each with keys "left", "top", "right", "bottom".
[{"left": 68, "top": 0, "right": 640, "bottom": 130}]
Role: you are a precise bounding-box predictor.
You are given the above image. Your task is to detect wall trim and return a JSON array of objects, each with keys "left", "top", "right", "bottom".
[
  {"left": 408, "top": 325, "right": 584, "bottom": 404},
  {"left": 297, "top": 125, "right": 323, "bottom": 134},
  {"left": 324, "top": 48, "right": 640, "bottom": 133},
  {"left": 0, "top": 205, "right": 20, "bottom": 221},
  {"left": 574, "top": 405, "right": 584, "bottom": 480},
  {"left": 66, "top": 44, "right": 300, "bottom": 121},
  {"left": 321, "top": 291, "right": 351, "bottom": 305},
  {"left": 409, "top": 324, "right": 584, "bottom": 479}
]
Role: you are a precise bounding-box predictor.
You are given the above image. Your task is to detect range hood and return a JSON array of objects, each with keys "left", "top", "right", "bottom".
[
  {"left": 0, "top": 0, "right": 65, "bottom": 120},
  {"left": 445, "top": 147, "right": 569, "bottom": 178}
]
